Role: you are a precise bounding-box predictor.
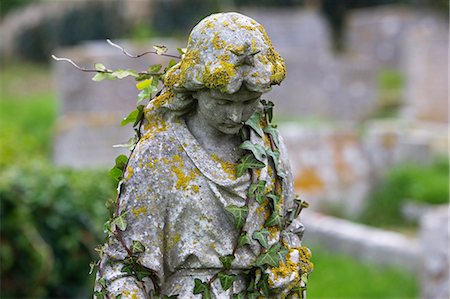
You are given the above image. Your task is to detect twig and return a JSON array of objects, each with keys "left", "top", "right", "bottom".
[
  {"left": 51, "top": 55, "right": 110, "bottom": 73},
  {"left": 107, "top": 39, "right": 181, "bottom": 59}
]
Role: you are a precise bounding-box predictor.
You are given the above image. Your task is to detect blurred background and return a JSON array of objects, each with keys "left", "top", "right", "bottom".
[{"left": 0, "top": 0, "right": 448, "bottom": 298}]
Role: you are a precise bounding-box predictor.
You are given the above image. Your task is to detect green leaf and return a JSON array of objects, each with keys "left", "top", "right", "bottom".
[
  {"left": 109, "top": 167, "right": 123, "bottom": 181},
  {"left": 248, "top": 180, "right": 266, "bottom": 204},
  {"left": 136, "top": 78, "right": 153, "bottom": 90},
  {"left": 262, "top": 100, "right": 274, "bottom": 123},
  {"left": 153, "top": 45, "right": 168, "bottom": 55},
  {"left": 112, "top": 213, "right": 127, "bottom": 231},
  {"left": 112, "top": 69, "right": 138, "bottom": 79},
  {"left": 264, "top": 210, "right": 283, "bottom": 229},
  {"left": 256, "top": 272, "right": 270, "bottom": 297},
  {"left": 238, "top": 233, "right": 251, "bottom": 247},
  {"left": 92, "top": 72, "right": 115, "bottom": 81},
  {"left": 252, "top": 229, "right": 270, "bottom": 249},
  {"left": 166, "top": 59, "right": 178, "bottom": 70},
  {"left": 266, "top": 149, "right": 286, "bottom": 179},
  {"left": 114, "top": 154, "right": 128, "bottom": 170},
  {"left": 218, "top": 272, "right": 237, "bottom": 291},
  {"left": 94, "top": 290, "right": 106, "bottom": 299},
  {"left": 121, "top": 109, "right": 139, "bottom": 126},
  {"left": 89, "top": 261, "right": 96, "bottom": 275},
  {"left": 177, "top": 47, "right": 187, "bottom": 55},
  {"left": 232, "top": 292, "right": 246, "bottom": 299},
  {"left": 255, "top": 243, "right": 282, "bottom": 267},
  {"left": 132, "top": 240, "right": 145, "bottom": 254},
  {"left": 225, "top": 205, "right": 249, "bottom": 230},
  {"left": 263, "top": 125, "right": 280, "bottom": 148},
  {"left": 95, "top": 63, "right": 107, "bottom": 71},
  {"left": 148, "top": 64, "right": 162, "bottom": 73},
  {"left": 193, "top": 279, "right": 212, "bottom": 298},
  {"left": 236, "top": 154, "right": 265, "bottom": 177},
  {"left": 115, "top": 294, "right": 122, "bottom": 299},
  {"left": 266, "top": 193, "right": 280, "bottom": 212},
  {"left": 219, "top": 255, "right": 235, "bottom": 270},
  {"left": 112, "top": 136, "right": 138, "bottom": 151},
  {"left": 245, "top": 112, "right": 264, "bottom": 137},
  {"left": 239, "top": 141, "right": 266, "bottom": 163}
]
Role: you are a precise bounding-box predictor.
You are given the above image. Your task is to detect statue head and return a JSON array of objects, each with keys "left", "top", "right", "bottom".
[{"left": 145, "top": 12, "right": 285, "bottom": 133}]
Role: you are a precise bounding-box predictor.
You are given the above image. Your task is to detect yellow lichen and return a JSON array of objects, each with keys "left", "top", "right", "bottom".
[
  {"left": 212, "top": 33, "right": 226, "bottom": 50},
  {"left": 192, "top": 185, "right": 200, "bottom": 193},
  {"left": 211, "top": 154, "right": 237, "bottom": 180},
  {"left": 132, "top": 206, "right": 148, "bottom": 217},
  {"left": 126, "top": 166, "right": 134, "bottom": 179},
  {"left": 167, "top": 233, "right": 181, "bottom": 252}
]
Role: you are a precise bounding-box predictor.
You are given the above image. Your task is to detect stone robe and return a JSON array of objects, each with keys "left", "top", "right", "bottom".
[{"left": 97, "top": 113, "right": 304, "bottom": 298}]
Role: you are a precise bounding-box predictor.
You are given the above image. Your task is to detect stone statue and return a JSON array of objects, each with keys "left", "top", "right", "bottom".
[{"left": 95, "top": 12, "right": 312, "bottom": 299}]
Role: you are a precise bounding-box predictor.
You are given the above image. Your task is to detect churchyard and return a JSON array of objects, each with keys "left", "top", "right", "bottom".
[{"left": 1, "top": 2, "right": 448, "bottom": 298}]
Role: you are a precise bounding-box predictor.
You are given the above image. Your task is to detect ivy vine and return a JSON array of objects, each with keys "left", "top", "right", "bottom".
[{"left": 54, "top": 40, "right": 312, "bottom": 299}]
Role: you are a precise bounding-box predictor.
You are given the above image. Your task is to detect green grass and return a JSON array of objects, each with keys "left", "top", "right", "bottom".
[
  {"left": 0, "top": 63, "right": 56, "bottom": 165},
  {"left": 307, "top": 247, "right": 419, "bottom": 298}
]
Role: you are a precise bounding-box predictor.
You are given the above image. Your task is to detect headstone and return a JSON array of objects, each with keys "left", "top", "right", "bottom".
[
  {"left": 279, "top": 123, "right": 371, "bottom": 217},
  {"left": 404, "top": 16, "right": 449, "bottom": 123},
  {"left": 52, "top": 39, "right": 181, "bottom": 168},
  {"left": 420, "top": 205, "right": 450, "bottom": 299}
]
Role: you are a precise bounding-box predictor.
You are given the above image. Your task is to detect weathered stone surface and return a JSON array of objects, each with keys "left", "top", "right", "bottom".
[
  {"left": 420, "top": 205, "right": 450, "bottom": 299},
  {"left": 302, "top": 211, "right": 421, "bottom": 272},
  {"left": 403, "top": 16, "right": 449, "bottom": 123},
  {"left": 279, "top": 123, "right": 372, "bottom": 217},
  {"left": 95, "top": 13, "right": 310, "bottom": 298}
]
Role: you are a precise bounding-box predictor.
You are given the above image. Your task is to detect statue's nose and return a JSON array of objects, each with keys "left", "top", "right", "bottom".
[{"left": 228, "top": 105, "right": 243, "bottom": 123}]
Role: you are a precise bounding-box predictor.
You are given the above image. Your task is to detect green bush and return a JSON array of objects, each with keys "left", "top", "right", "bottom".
[
  {"left": 359, "top": 157, "right": 449, "bottom": 228},
  {"left": 0, "top": 162, "right": 115, "bottom": 298}
]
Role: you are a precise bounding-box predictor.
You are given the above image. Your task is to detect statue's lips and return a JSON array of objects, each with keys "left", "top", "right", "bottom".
[{"left": 223, "top": 123, "right": 242, "bottom": 129}]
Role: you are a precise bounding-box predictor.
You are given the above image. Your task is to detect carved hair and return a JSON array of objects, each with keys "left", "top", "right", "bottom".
[{"left": 145, "top": 12, "right": 285, "bottom": 118}]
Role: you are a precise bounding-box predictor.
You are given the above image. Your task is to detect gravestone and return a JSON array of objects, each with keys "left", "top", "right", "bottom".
[
  {"left": 420, "top": 206, "right": 450, "bottom": 299},
  {"left": 52, "top": 39, "right": 181, "bottom": 168}
]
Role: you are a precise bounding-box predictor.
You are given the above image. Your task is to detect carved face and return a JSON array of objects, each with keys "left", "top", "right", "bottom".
[{"left": 192, "top": 87, "right": 262, "bottom": 135}]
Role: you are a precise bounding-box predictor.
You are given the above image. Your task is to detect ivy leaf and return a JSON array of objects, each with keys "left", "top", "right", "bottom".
[
  {"left": 136, "top": 78, "right": 153, "bottom": 90},
  {"left": 266, "top": 193, "right": 280, "bottom": 212},
  {"left": 238, "top": 233, "right": 251, "bottom": 247},
  {"left": 255, "top": 243, "right": 282, "bottom": 267},
  {"left": 266, "top": 149, "right": 286, "bottom": 179},
  {"left": 264, "top": 210, "right": 283, "bottom": 229},
  {"left": 153, "top": 45, "right": 168, "bottom": 55},
  {"left": 252, "top": 229, "right": 270, "bottom": 249},
  {"left": 218, "top": 272, "right": 237, "bottom": 291},
  {"left": 277, "top": 246, "right": 289, "bottom": 263},
  {"left": 263, "top": 125, "right": 280, "bottom": 148},
  {"left": 261, "top": 100, "right": 274, "bottom": 123},
  {"left": 121, "top": 105, "right": 144, "bottom": 127},
  {"left": 247, "top": 292, "right": 260, "bottom": 299},
  {"left": 89, "top": 261, "right": 96, "bottom": 275},
  {"left": 244, "top": 112, "right": 264, "bottom": 137},
  {"left": 232, "top": 292, "right": 246, "bottom": 299},
  {"left": 219, "top": 255, "right": 235, "bottom": 270},
  {"left": 239, "top": 141, "right": 266, "bottom": 163},
  {"left": 115, "top": 294, "right": 122, "bottom": 299},
  {"left": 95, "top": 63, "right": 107, "bottom": 71},
  {"left": 112, "top": 69, "right": 138, "bottom": 79},
  {"left": 109, "top": 167, "right": 123, "bottom": 182},
  {"left": 132, "top": 240, "right": 145, "bottom": 254},
  {"left": 112, "top": 212, "right": 127, "bottom": 231},
  {"left": 121, "top": 109, "right": 139, "bottom": 126},
  {"left": 114, "top": 154, "right": 128, "bottom": 170},
  {"left": 193, "top": 279, "right": 212, "bottom": 298},
  {"left": 236, "top": 154, "right": 265, "bottom": 177},
  {"left": 113, "top": 136, "right": 138, "bottom": 151},
  {"left": 225, "top": 205, "right": 248, "bottom": 230},
  {"left": 248, "top": 180, "right": 266, "bottom": 204},
  {"left": 148, "top": 64, "right": 162, "bottom": 73},
  {"left": 177, "top": 47, "right": 187, "bottom": 55},
  {"left": 94, "top": 290, "right": 106, "bottom": 299},
  {"left": 92, "top": 72, "right": 115, "bottom": 81},
  {"left": 256, "top": 272, "right": 270, "bottom": 297}
]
